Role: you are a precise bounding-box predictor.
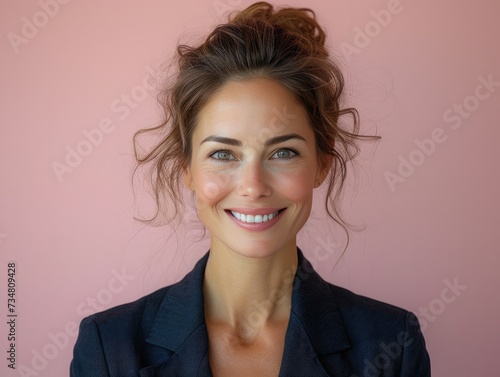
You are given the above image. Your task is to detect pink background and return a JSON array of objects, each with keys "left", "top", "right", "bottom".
[{"left": 1, "top": 0, "right": 499, "bottom": 376}]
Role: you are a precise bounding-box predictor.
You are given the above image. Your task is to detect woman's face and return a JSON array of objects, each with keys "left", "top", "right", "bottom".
[{"left": 184, "top": 78, "right": 329, "bottom": 259}]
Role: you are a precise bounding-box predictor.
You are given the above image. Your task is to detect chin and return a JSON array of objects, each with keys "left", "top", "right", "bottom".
[{"left": 227, "top": 240, "right": 295, "bottom": 260}]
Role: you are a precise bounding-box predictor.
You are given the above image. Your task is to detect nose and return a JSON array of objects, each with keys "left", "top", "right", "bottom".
[{"left": 236, "top": 160, "right": 271, "bottom": 199}]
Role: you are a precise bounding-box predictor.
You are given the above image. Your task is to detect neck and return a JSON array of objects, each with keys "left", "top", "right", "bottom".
[{"left": 203, "top": 242, "right": 298, "bottom": 341}]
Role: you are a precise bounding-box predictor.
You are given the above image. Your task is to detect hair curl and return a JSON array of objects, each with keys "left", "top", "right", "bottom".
[{"left": 133, "top": 2, "right": 379, "bottom": 234}]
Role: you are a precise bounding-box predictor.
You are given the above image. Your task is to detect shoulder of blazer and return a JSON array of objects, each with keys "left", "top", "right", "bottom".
[
  {"left": 326, "top": 283, "right": 429, "bottom": 368},
  {"left": 77, "top": 284, "right": 172, "bottom": 349},
  {"left": 85, "top": 250, "right": 210, "bottom": 331},
  {"left": 71, "top": 284, "right": 189, "bottom": 377},
  {"left": 293, "top": 249, "right": 414, "bottom": 340}
]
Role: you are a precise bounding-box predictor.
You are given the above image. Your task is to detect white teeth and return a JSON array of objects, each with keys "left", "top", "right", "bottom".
[{"left": 230, "top": 210, "right": 280, "bottom": 223}]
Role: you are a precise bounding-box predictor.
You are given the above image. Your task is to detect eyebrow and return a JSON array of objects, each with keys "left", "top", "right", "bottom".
[{"left": 200, "top": 133, "right": 307, "bottom": 147}]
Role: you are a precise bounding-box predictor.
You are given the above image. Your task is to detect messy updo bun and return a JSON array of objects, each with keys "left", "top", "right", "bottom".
[
  {"left": 230, "top": 2, "right": 327, "bottom": 56},
  {"left": 134, "top": 1, "right": 376, "bottom": 233}
]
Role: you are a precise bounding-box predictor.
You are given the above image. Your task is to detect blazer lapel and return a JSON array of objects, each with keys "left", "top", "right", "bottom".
[
  {"left": 138, "top": 248, "right": 353, "bottom": 377},
  {"left": 139, "top": 253, "right": 213, "bottom": 377},
  {"left": 139, "top": 325, "right": 211, "bottom": 377},
  {"left": 279, "top": 312, "right": 332, "bottom": 377},
  {"left": 279, "top": 249, "right": 353, "bottom": 376}
]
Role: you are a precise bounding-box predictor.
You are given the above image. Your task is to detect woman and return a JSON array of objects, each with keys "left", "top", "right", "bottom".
[{"left": 71, "top": 2, "right": 431, "bottom": 376}]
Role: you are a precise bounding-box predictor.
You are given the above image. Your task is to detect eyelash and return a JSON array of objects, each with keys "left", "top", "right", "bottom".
[
  {"left": 207, "top": 148, "right": 299, "bottom": 162},
  {"left": 207, "top": 149, "right": 234, "bottom": 162},
  {"left": 272, "top": 148, "right": 299, "bottom": 160}
]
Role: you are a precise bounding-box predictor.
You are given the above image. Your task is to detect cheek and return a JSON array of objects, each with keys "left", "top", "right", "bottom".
[
  {"left": 279, "top": 169, "right": 316, "bottom": 202},
  {"left": 192, "top": 169, "right": 233, "bottom": 209}
]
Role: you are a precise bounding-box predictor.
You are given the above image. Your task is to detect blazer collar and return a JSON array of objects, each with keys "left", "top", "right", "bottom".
[
  {"left": 281, "top": 248, "right": 352, "bottom": 377},
  {"left": 141, "top": 253, "right": 211, "bottom": 376},
  {"left": 290, "top": 248, "right": 351, "bottom": 355},
  {"left": 140, "top": 248, "right": 351, "bottom": 377}
]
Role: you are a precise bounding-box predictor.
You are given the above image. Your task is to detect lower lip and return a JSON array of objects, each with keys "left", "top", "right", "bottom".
[{"left": 226, "top": 209, "right": 286, "bottom": 231}]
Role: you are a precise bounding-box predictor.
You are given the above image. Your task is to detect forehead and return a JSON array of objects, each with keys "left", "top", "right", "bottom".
[{"left": 193, "top": 78, "right": 312, "bottom": 141}]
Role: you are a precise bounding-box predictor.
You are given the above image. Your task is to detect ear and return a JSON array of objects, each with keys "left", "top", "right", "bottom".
[
  {"left": 183, "top": 165, "right": 194, "bottom": 191},
  {"left": 314, "top": 155, "right": 332, "bottom": 188}
]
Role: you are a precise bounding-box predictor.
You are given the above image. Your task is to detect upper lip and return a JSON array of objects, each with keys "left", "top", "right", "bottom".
[{"left": 226, "top": 207, "right": 285, "bottom": 216}]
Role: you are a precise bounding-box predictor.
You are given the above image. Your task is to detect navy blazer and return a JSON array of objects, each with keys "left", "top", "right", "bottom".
[{"left": 70, "top": 249, "right": 431, "bottom": 376}]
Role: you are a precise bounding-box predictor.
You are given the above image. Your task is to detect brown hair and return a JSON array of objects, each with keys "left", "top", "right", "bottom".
[{"left": 133, "top": 2, "right": 378, "bottom": 233}]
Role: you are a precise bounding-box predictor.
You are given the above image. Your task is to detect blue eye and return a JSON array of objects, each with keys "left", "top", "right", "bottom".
[
  {"left": 272, "top": 148, "right": 298, "bottom": 160},
  {"left": 209, "top": 150, "right": 235, "bottom": 161}
]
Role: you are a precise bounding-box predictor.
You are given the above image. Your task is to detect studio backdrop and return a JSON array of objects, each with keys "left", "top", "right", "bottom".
[{"left": 1, "top": 0, "right": 499, "bottom": 376}]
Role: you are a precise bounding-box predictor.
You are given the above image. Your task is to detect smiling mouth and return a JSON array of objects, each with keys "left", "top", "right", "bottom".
[{"left": 228, "top": 209, "right": 285, "bottom": 223}]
